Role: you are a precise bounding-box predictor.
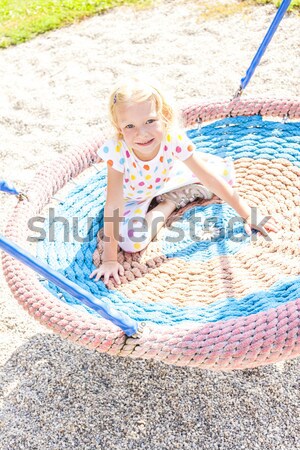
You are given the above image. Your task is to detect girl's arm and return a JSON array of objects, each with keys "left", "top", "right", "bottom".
[
  {"left": 102, "top": 164, "right": 124, "bottom": 262},
  {"left": 90, "top": 164, "right": 125, "bottom": 284},
  {"left": 183, "top": 154, "right": 278, "bottom": 235}
]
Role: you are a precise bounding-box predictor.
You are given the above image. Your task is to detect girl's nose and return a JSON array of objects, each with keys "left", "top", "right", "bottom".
[{"left": 137, "top": 125, "right": 147, "bottom": 137}]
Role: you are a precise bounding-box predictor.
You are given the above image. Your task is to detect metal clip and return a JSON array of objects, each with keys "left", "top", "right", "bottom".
[
  {"left": 131, "top": 321, "right": 146, "bottom": 339},
  {"left": 17, "top": 192, "right": 29, "bottom": 201},
  {"left": 233, "top": 85, "right": 243, "bottom": 99},
  {"left": 282, "top": 113, "right": 289, "bottom": 123},
  {"left": 196, "top": 117, "right": 202, "bottom": 131}
]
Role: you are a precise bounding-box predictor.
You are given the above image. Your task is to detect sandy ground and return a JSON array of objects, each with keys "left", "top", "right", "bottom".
[{"left": 0, "top": 1, "right": 300, "bottom": 449}]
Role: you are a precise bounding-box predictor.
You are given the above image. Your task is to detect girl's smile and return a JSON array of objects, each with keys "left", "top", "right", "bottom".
[
  {"left": 136, "top": 138, "right": 154, "bottom": 146},
  {"left": 116, "top": 99, "right": 165, "bottom": 161}
]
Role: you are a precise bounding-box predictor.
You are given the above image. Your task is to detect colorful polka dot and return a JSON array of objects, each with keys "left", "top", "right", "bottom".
[
  {"left": 128, "top": 229, "right": 134, "bottom": 238},
  {"left": 134, "top": 208, "right": 142, "bottom": 214},
  {"left": 116, "top": 132, "right": 205, "bottom": 206},
  {"left": 223, "top": 169, "right": 229, "bottom": 176},
  {"left": 134, "top": 243, "right": 141, "bottom": 250},
  {"left": 115, "top": 143, "right": 121, "bottom": 152},
  {"left": 107, "top": 160, "right": 113, "bottom": 167},
  {"left": 103, "top": 146, "right": 109, "bottom": 153}
]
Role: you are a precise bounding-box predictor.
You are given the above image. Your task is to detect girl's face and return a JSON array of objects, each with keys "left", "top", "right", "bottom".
[{"left": 115, "top": 99, "right": 165, "bottom": 161}]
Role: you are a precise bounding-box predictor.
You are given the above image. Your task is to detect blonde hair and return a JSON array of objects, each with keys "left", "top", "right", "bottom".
[{"left": 108, "top": 76, "right": 175, "bottom": 136}]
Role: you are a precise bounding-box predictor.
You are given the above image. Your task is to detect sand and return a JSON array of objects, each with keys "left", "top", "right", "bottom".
[{"left": 0, "top": 1, "right": 299, "bottom": 449}]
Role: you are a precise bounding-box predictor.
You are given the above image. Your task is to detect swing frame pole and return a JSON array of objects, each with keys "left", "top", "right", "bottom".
[
  {"left": 234, "top": 0, "right": 292, "bottom": 97},
  {"left": 0, "top": 234, "right": 140, "bottom": 337}
]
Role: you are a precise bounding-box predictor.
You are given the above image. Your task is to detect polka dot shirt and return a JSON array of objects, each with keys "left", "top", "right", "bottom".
[{"left": 97, "top": 130, "right": 195, "bottom": 201}]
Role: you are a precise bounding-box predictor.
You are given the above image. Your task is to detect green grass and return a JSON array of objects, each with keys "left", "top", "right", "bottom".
[
  {"left": 199, "top": 0, "right": 299, "bottom": 20},
  {"left": 0, "top": 0, "right": 153, "bottom": 48},
  {"left": 250, "top": 0, "right": 299, "bottom": 7},
  {"left": 0, "top": 0, "right": 298, "bottom": 49}
]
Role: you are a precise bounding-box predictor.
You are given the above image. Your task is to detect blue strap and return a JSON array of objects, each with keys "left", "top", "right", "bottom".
[
  {"left": 0, "top": 180, "right": 20, "bottom": 196},
  {"left": 0, "top": 234, "right": 139, "bottom": 336},
  {"left": 240, "top": 0, "right": 292, "bottom": 91}
]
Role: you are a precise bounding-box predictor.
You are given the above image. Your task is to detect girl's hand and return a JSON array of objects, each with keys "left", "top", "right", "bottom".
[
  {"left": 243, "top": 209, "right": 279, "bottom": 237},
  {"left": 89, "top": 261, "right": 125, "bottom": 285}
]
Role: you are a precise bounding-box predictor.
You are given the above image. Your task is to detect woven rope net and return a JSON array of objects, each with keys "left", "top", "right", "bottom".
[{"left": 2, "top": 98, "right": 300, "bottom": 371}]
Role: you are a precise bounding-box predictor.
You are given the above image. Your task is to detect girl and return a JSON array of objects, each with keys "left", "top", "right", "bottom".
[{"left": 90, "top": 77, "right": 278, "bottom": 285}]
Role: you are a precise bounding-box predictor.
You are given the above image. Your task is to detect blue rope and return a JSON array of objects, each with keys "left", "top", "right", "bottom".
[{"left": 239, "top": 0, "right": 292, "bottom": 92}]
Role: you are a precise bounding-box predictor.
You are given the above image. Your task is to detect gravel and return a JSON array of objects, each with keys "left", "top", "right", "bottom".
[{"left": 0, "top": 1, "right": 299, "bottom": 449}]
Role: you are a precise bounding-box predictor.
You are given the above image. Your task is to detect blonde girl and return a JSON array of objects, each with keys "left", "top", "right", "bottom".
[{"left": 90, "top": 77, "right": 278, "bottom": 285}]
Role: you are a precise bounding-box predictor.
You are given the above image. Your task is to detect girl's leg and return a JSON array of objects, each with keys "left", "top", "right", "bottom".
[
  {"left": 144, "top": 198, "right": 176, "bottom": 242},
  {"left": 119, "top": 198, "right": 176, "bottom": 253}
]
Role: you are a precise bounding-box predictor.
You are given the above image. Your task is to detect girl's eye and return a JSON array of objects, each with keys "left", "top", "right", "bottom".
[
  {"left": 146, "top": 119, "right": 156, "bottom": 124},
  {"left": 125, "top": 124, "right": 134, "bottom": 129}
]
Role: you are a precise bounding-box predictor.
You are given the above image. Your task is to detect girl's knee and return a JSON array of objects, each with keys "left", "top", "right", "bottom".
[
  {"left": 118, "top": 238, "right": 149, "bottom": 253},
  {"left": 119, "top": 220, "right": 151, "bottom": 253}
]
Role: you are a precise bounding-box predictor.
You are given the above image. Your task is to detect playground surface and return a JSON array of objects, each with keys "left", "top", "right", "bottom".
[{"left": 0, "top": 1, "right": 299, "bottom": 449}]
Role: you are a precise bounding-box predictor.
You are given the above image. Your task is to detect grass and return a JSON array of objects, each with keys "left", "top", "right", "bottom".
[
  {"left": 0, "top": 0, "right": 153, "bottom": 48},
  {"left": 0, "top": 0, "right": 298, "bottom": 48},
  {"left": 199, "top": 0, "right": 299, "bottom": 20},
  {"left": 252, "top": 0, "right": 300, "bottom": 6}
]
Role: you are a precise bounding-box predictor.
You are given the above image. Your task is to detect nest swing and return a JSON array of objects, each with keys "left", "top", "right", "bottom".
[{"left": 1, "top": 0, "right": 299, "bottom": 371}]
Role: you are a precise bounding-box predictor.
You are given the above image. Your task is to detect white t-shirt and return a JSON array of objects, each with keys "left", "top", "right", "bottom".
[{"left": 97, "top": 130, "right": 195, "bottom": 201}]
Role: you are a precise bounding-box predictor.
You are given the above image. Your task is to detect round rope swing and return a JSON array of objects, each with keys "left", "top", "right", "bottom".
[{"left": 1, "top": 0, "right": 299, "bottom": 370}]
